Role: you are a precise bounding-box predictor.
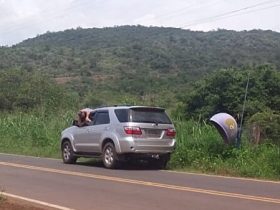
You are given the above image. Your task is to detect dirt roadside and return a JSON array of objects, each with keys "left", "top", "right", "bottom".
[{"left": 0, "top": 198, "right": 54, "bottom": 210}]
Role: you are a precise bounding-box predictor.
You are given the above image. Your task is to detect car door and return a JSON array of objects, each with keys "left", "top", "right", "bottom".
[
  {"left": 82, "top": 110, "right": 110, "bottom": 153},
  {"left": 72, "top": 125, "right": 91, "bottom": 152}
]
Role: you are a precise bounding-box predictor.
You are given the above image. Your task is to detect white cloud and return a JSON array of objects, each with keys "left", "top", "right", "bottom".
[
  {"left": 133, "top": 14, "right": 160, "bottom": 26},
  {"left": 0, "top": 0, "right": 279, "bottom": 46}
]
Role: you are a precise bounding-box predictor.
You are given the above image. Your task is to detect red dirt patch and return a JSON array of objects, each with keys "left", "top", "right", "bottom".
[{"left": 0, "top": 199, "right": 49, "bottom": 210}]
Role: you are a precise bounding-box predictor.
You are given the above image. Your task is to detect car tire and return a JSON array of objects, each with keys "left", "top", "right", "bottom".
[
  {"left": 62, "top": 141, "right": 77, "bottom": 164},
  {"left": 102, "top": 142, "right": 119, "bottom": 169}
]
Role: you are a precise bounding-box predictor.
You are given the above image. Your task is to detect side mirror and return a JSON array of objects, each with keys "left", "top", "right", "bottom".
[{"left": 72, "top": 120, "right": 78, "bottom": 126}]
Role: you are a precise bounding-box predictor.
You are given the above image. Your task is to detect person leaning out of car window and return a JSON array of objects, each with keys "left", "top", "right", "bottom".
[{"left": 77, "top": 108, "right": 92, "bottom": 127}]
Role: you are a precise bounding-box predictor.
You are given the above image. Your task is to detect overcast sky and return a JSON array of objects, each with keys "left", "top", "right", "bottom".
[{"left": 0, "top": 0, "right": 279, "bottom": 46}]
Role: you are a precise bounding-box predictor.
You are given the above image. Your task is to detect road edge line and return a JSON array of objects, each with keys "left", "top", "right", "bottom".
[
  {"left": 2, "top": 192, "right": 75, "bottom": 210},
  {"left": 0, "top": 152, "right": 60, "bottom": 161}
]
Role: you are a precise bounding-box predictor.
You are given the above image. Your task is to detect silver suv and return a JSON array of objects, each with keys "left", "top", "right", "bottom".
[{"left": 60, "top": 106, "right": 176, "bottom": 169}]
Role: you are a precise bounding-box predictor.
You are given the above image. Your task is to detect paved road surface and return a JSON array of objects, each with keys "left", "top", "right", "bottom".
[{"left": 0, "top": 153, "right": 280, "bottom": 210}]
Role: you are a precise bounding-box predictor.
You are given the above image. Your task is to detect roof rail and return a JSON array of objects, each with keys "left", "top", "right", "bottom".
[{"left": 113, "top": 104, "right": 133, "bottom": 107}]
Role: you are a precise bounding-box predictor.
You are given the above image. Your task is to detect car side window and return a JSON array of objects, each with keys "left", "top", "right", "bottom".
[
  {"left": 93, "top": 111, "right": 110, "bottom": 125},
  {"left": 89, "top": 111, "right": 96, "bottom": 121},
  {"left": 114, "top": 109, "right": 129, "bottom": 122}
]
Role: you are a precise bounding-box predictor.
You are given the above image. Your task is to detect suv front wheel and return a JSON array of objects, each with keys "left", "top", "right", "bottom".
[
  {"left": 62, "top": 141, "right": 77, "bottom": 164},
  {"left": 102, "top": 142, "right": 119, "bottom": 169}
]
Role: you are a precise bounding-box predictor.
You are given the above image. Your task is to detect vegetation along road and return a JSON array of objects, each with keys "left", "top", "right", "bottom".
[
  {"left": 1, "top": 26, "right": 280, "bottom": 209},
  {"left": 0, "top": 153, "right": 280, "bottom": 210}
]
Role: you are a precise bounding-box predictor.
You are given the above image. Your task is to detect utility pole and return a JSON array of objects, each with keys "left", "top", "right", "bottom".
[{"left": 236, "top": 73, "right": 250, "bottom": 148}]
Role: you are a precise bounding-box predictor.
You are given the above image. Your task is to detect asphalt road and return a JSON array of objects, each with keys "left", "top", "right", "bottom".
[{"left": 0, "top": 153, "right": 280, "bottom": 210}]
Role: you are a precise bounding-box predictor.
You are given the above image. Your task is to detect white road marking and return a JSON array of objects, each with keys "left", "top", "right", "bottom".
[
  {"left": 2, "top": 192, "right": 75, "bottom": 210},
  {"left": 0, "top": 152, "right": 60, "bottom": 161}
]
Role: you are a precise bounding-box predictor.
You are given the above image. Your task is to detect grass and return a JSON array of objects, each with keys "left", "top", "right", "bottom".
[
  {"left": 0, "top": 188, "right": 6, "bottom": 204},
  {"left": 0, "top": 110, "right": 279, "bottom": 180},
  {"left": 0, "top": 109, "right": 74, "bottom": 158},
  {"left": 169, "top": 120, "right": 280, "bottom": 180}
]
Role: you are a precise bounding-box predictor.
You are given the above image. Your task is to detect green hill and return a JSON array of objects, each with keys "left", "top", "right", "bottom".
[
  {"left": 1, "top": 26, "right": 280, "bottom": 76},
  {"left": 0, "top": 26, "right": 280, "bottom": 108}
]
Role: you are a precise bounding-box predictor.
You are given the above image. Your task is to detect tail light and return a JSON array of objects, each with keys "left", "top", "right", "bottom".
[
  {"left": 166, "top": 128, "right": 176, "bottom": 137},
  {"left": 124, "top": 126, "right": 142, "bottom": 135}
]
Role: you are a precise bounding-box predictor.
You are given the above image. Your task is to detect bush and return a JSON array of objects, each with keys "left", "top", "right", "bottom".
[
  {"left": 248, "top": 111, "right": 280, "bottom": 145},
  {"left": 169, "top": 120, "right": 280, "bottom": 179}
]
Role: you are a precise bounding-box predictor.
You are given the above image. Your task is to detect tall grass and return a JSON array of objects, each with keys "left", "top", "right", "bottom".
[
  {"left": 0, "top": 109, "right": 74, "bottom": 157},
  {"left": 0, "top": 191, "right": 4, "bottom": 204},
  {"left": 0, "top": 112, "right": 279, "bottom": 179},
  {"left": 169, "top": 120, "right": 280, "bottom": 179}
]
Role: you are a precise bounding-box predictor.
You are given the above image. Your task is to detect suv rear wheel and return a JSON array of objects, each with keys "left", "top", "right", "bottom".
[
  {"left": 151, "top": 154, "right": 170, "bottom": 169},
  {"left": 62, "top": 141, "right": 77, "bottom": 164},
  {"left": 102, "top": 142, "right": 119, "bottom": 169}
]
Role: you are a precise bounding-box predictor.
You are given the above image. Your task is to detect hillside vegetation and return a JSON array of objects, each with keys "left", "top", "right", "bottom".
[
  {"left": 1, "top": 26, "right": 280, "bottom": 105},
  {"left": 0, "top": 26, "right": 279, "bottom": 179},
  {"left": 5, "top": 26, "right": 280, "bottom": 76}
]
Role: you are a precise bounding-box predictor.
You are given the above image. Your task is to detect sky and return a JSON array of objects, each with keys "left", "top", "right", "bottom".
[{"left": 0, "top": 0, "right": 279, "bottom": 46}]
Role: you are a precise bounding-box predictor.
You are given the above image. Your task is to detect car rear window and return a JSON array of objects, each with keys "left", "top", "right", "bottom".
[{"left": 114, "top": 108, "right": 171, "bottom": 124}]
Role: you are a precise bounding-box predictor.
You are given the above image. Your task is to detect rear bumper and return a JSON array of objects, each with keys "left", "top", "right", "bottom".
[{"left": 118, "top": 138, "right": 176, "bottom": 154}]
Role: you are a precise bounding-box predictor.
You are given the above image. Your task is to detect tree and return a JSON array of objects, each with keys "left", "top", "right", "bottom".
[
  {"left": 183, "top": 66, "right": 280, "bottom": 120},
  {"left": 0, "top": 69, "right": 74, "bottom": 111}
]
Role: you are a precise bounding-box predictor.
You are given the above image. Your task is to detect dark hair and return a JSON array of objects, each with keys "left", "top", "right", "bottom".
[{"left": 79, "top": 111, "right": 86, "bottom": 121}]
